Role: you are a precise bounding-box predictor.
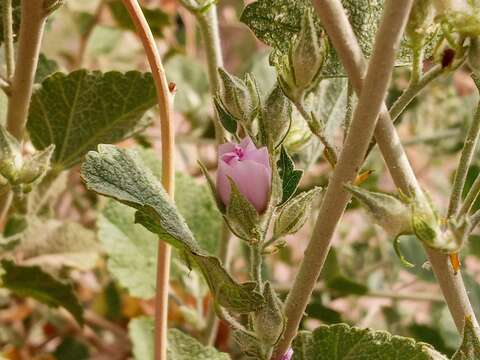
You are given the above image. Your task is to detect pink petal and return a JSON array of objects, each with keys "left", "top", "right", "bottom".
[
  {"left": 219, "top": 142, "right": 236, "bottom": 156},
  {"left": 281, "top": 348, "right": 294, "bottom": 360},
  {"left": 240, "top": 136, "right": 256, "bottom": 151},
  {"left": 245, "top": 146, "right": 270, "bottom": 170},
  {"left": 221, "top": 159, "right": 271, "bottom": 213}
]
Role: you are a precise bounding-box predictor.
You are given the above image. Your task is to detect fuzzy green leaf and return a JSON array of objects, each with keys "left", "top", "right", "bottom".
[
  {"left": 27, "top": 70, "right": 156, "bottom": 169},
  {"left": 241, "top": 0, "right": 422, "bottom": 77},
  {"left": 277, "top": 146, "right": 303, "bottom": 204},
  {"left": 292, "top": 324, "right": 448, "bottom": 360},
  {"left": 128, "top": 317, "right": 230, "bottom": 360},
  {"left": 0, "top": 260, "right": 83, "bottom": 324}
]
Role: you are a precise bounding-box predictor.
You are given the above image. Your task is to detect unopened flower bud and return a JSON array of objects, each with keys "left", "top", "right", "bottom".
[
  {"left": 18, "top": 145, "right": 55, "bottom": 184},
  {"left": 0, "top": 127, "right": 22, "bottom": 183},
  {"left": 217, "top": 137, "right": 271, "bottom": 214},
  {"left": 345, "top": 184, "right": 413, "bottom": 237},
  {"left": 263, "top": 84, "right": 292, "bottom": 150},
  {"left": 291, "top": 9, "right": 325, "bottom": 90},
  {"left": 217, "top": 68, "right": 260, "bottom": 124},
  {"left": 253, "top": 282, "right": 285, "bottom": 348}
]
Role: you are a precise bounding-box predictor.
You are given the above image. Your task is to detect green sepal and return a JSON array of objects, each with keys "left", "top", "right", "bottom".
[
  {"left": 277, "top": 146, "right": 303, "bottom": 205},
  {"left": 225, "top": 178, "right": 262, "bottom": 242},
  {"left": 214, "top": 97, "right": 237, "bottom": 135}
]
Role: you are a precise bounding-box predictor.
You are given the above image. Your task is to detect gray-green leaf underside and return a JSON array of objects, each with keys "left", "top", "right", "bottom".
[
  {"left": 292, "top": 323, "right": 448, "bottom": 360},
  {"left": 82, "top": 145, "right": 264, "bottom": 313},
  {"left": 27, "top": 70, "right": 156, "bottom": 169},
  {"left": 241, "top": 0, "right": 427, "bottom": 77}
]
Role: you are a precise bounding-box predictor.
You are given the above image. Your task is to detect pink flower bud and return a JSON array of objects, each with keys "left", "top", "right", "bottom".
[
  {"left": 281, "top": 348, "right": 293, "bottom": 360},
  {"left": 217, "top": 137, "right": 271, "bottom": 214}
]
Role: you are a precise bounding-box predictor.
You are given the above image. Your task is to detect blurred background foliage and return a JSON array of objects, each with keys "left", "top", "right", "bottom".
[{"left": 0, "top": 0, "right": 479, "bottom": 358}]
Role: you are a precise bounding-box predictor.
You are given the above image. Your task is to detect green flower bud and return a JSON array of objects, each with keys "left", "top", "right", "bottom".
[
  {"left": 252, "top": 282, "right": 285, "bottom": 350},
  {"left": 217, "top": 68, "right": 260, "bottom": 124},
  {"left": 0, "top": 126, "right": 22, "bottom": 183},
  {"left": 263, "top": 84, "right": 293, "bottom": 150},
  {"left": 291, "top": 9, "right": 325, "bottom": 90},
  {"left": 345, "top": 184, "right": 413, "bottom": 237},
  {"left": 18, "top": 145, "right": 55, "bottom": 184},
  {"left": 274, "top": 187, "right": 322, "bottom": 238}
]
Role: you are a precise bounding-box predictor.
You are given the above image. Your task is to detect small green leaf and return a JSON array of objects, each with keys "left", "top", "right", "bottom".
[
  {"left": 226, "top": 178, "right": 261, "bottom": 242},
  {"left": 27, "top": 70, "right": 156, "bottom": 169},
  {"left": 451, "top": 317, "right": 480, "bottom": 360},
  {"left": 292, "top": 323, "right": 448, "bottom": 360},
  {"left": 214, "top": 97, "right": 238, "bottom": 134},
  {"left": 274, "top": 187, "right": 322, "bottom": 238},
  {"left": 277, "top": 146, "right": 303, "bottom": 204},
  {"left": 82, "top": 145, "right": 198, "bottom": 251},
  {"left": 0, "top": 260, "right": 83, "bottom": 324},
  {"left": 129, "top": 317, "right": 231, "bottom": 360},
  {"left": 108, "top": 0, "right": 171, "bottom": 37}
]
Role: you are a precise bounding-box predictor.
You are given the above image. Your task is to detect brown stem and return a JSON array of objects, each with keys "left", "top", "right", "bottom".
[{"left": 120, "top": 1, "right": 175, "bottom": 360}]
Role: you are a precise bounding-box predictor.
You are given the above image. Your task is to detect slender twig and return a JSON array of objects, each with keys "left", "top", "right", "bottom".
[
  {"left": 459, "top": 174, "right": 480, "bottom": 218},
  {"left": 0, "top": 0, "right": 48, "bottom": 226},
  {"left": 294, "top": 99, "right": 338, "bottom": 166},
  {"left": 308, "top": 0, "right": 477, "bottom": 338},
  {"left": 314, "top": 0, "right": 478, "bottom": 334},
  {"left": 274, "top": 284, "right": 444, "bottom": 303},
  {"left": 471, "top": 209, "right": 480, "bottom": 229},
  {"left": 2, "top": 0, "right": 15, "bottom": 79},
  {"left": 272, "top": 2, "right": 414, "bottom": 357},
  {"left": 448, "top": 87, "right": 480, "bottom": 218},
  {"left": 195, "top": 5, "right": 226, "bottom": 143},
  {"left": 120, "top": 2, "right": 175, "bottom": 360},
  {"left": 402, "top": 128, "right": 462, "bottom": 146},
  {"left": 389, "top": 58, "right": 466, "bottom": 123}
]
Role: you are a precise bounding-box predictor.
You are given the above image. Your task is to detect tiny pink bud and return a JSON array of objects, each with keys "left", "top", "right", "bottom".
[
  {"left": 281, "top": 348, "right": 293, "bottom": 360},
  {"left": 216, "top": 137, "right": 271, "bottom": 213}
]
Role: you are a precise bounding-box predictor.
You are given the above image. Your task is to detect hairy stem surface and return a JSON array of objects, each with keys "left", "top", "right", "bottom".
[
  {"left": 2, "top": 0, "right": 15, "bottom": 79},
  {"left": 273, "top": 1, "right": 414, "bottom": 357}
]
